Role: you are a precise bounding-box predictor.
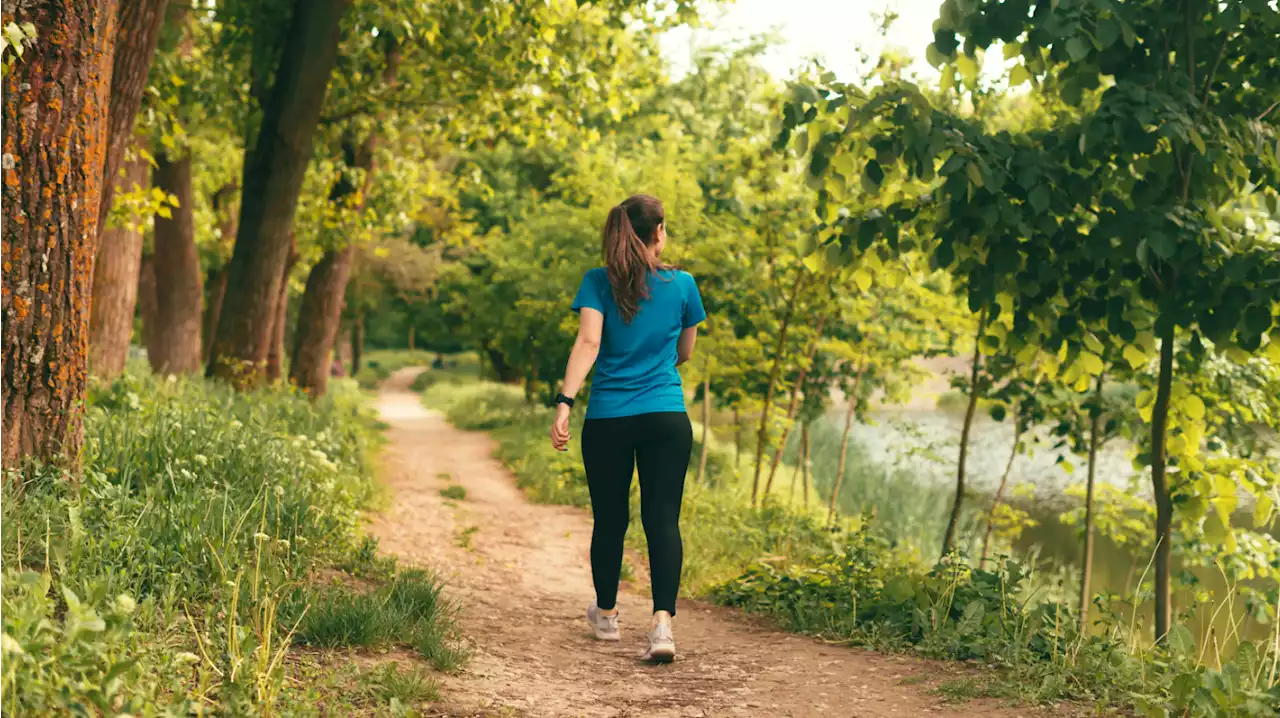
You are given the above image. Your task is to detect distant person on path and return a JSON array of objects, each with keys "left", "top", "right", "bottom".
[{"left": 549, "top": 194, "right": 705, "bottom": 663}]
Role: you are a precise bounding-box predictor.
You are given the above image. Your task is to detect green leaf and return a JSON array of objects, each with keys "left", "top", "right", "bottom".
[
  {"left": 1066, "top": 37, "right": 1090, "bottom": 62},
  {"left": 1096, "top": 18, "right": 1119, "bottom": 48},
  {"left": 1078, "top": 351, "right": 1104, "bottom": 376},
  {"left": 1002, "top": 42, "right": 1022, "bottom": 61},
  {"left": 1188, "top": 127, "right": 1206, "bottom": 155},
  {"left": 863, "top": 159, "right": 885, "bottom": 189},
  {"left": 966, "top": 162, "right": 983, "bottom": 188},
  {"left": 852, "top": 268, "right": 873, "bottom": 292},
  {"left": 1028, "top": 185, "right": 1050, "bottom": 212},
  {"left": 1148, "top": 234, "right": 1176, "bottom": 260},
  {"left": 1167, "top": 624, "right": 1195, "bottom": 656},
  {"left": 1009, "top": 64, "right": 1032, "bottom": 87},
  {"left": 797, "top": 233, "right": 817, "bottom": 258},
  {"left": 1243, "top": 305, "right": 1273, "bottom": 335},
  {"left": 1122, "top": 344, "right": 1147, "bottom": 370},
  {"left": 1182, "top": 395, "right": 1205, "bottom": 420},
  {"left": 955, "top": 54, "right": 978, "bottom": 86},
  {"left": 1253, "top": 493, "right": 1275, "bottom": 529}
]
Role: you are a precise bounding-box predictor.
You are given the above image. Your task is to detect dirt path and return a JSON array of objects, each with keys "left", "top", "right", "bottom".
[{"left": 370, "top": 370, "right": 1042, "bottom": 718}]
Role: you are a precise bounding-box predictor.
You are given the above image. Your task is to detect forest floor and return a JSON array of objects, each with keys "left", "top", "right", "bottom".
[{"left": 370, "top": 369, "right": 1056, "bottom": 718}]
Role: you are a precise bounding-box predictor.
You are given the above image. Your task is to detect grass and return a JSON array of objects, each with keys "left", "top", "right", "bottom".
[
  {"left": 1, "top": 367, "right": 460, "bottom": 715},
  {"left": 440, "top": 485, "right": 467, "bottom": 500},
  {"left": 291, "top": 569, "right": 465, "bottom": 672},
  {"left": 362, "top": 662, "right": 441, "bottom": 705}
]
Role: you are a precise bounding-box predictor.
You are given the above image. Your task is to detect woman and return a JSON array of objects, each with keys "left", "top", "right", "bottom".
[{"left": 549, "top": 194, "right": 705, "bottom": 663}]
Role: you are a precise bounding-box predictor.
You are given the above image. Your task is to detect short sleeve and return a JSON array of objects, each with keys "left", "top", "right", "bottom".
[
  {"left": 571, "top": 270, "right": 605, "bottom": 313},
  {"left": 682, "top": 273, "right": 706, "bottom": 328}
]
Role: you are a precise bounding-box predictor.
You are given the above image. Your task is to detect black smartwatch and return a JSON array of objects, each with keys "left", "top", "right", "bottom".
[{"left": 554, "top": 393, "right": 575, "bottom": 409}]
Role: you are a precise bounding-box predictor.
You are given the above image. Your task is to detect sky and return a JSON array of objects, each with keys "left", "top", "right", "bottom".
[{"left": 659, "top": 0, "right": 1004, "bottom": 83}]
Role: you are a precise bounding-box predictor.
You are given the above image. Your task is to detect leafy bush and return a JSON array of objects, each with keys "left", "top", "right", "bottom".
[{"left": 1, "top": 371, "right": 400, "bottom": 714}]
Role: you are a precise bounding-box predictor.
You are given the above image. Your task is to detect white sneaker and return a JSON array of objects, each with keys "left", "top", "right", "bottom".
[
  {"left": 587, "top": 603, "right": 620, "bottom": 641},
  {"left": 642, "top": 621, "right": 676, "bottom": 663}
]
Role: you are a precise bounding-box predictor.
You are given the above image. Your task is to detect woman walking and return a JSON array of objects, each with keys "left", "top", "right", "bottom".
[{"left": 549, "top": 194, "right": 705, "bottom": 663}]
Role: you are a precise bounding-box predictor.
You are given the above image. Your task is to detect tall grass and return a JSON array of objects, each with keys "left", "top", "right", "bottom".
[{"left": 1, "top": 371, "right": 458, "bottom": 715}]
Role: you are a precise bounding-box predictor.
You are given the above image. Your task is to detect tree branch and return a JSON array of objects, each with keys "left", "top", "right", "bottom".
[{"left": 1257, "top": 100, "right": 1280, "bottom": 122}]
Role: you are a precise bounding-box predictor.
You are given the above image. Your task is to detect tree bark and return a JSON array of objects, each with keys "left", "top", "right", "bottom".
[
  {"left": 829, "top": 367, "right": 865, "bottom": 525},
  {"left": 350, "top": 312, "right": 365, "bottom": 376},
  {"left": 2, "top": 0, "right": 117, "bottom": 466},
  {"left": 1150, "top": 324, "right": 1176, "bottom": 643},
  {"left": 981, "top": 408, "right": 1022, "bottom": 567},
  {"left": 148, "top": 151, "right": 203, "bottom": 375},
  {"left": 265, "top": 238, "right": 298, "bottom": 383},
  {"left": 696, "top": 364, "right": 711, "bottom": 483},
  {"left": 941, "top": 312, "right": 987, "bottom": 560},
  {"left": 89, "top": 155, "right": 149, "bottom": 379},
  {"left": 289, "top": 247, "right": 354, "bottom": 395},
  {"left": 202, "top": 268, "right": 228, "bottom": 365},
  {"left": 752, "top": 271, "right": 807, "bottom": 506},
  {"left": 764, "top": 312, "right": 828, "bottom": 497},
  {"left": 202, "top": 182, "right": 238, "bottom": 364},
  {"left": 96, "top": 0, "right": 168, "bottom": 239},
  {"left": 1080, "top": 375, "right": 1104, "bottom": 632},
  {"left": 207, "top": 0, "right": 351, "bottom": 386},
  {"left": 137, "top": 255, "right": 160, "bottom": 362},
  {"left": 789, "top": 423, "right": 807, "bottom": 504}
]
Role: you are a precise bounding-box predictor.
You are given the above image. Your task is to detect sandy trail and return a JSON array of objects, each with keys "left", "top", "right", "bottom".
[{"left": 370, "top": 369, "right": 1044, "bottom": 718}]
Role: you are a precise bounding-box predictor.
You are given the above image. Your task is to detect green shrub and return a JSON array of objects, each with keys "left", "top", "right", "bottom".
[
  {"left": 1, "top": 370, "right": 395, "bottom": 713},
  {"left": 440, "top": 485, "right": 467, "bottom": 501}
]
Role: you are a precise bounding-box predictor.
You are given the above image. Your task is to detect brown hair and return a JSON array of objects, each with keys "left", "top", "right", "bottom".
[{"left": 602, "top": 194, "right": 667, "bottom": 323}]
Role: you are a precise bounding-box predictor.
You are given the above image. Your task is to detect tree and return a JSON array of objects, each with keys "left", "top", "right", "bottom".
[
  {"left": 2, "top": 0, "right": 116, "bottom": 465},
  {"left": 148, "top": 151, "right": 204, "bottom": 374},
  {"left": 96, "top": 0, "right": 168, "bottom": 237},
  {"left": 90, "top": 155, "right": 151, "bottom": 379},
  {"left": 207, "top": 0, "right": 350, "bottom": 385}
]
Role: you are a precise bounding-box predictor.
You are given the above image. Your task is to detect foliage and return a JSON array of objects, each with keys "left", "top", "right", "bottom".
[{"left": 0, "top": 370, "right": 443, "bottom": 714}]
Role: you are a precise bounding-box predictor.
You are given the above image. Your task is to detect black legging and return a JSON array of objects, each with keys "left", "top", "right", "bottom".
[{"left": 581, "top": 411, "right": 692, "bottom": 616}]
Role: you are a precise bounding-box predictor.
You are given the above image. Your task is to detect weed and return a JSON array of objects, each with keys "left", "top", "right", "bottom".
[
  {"left": 361, "top": 662, "right": 440, "bottom": 705},
  {"left": 933, "top": 677, "right": 985, "bottom": 703},
  {"left": 440, "top": 485, "right": 467, "bottom": 501},
  {"left": 455, "top": 526, "right": 479, "bottom": 549}
]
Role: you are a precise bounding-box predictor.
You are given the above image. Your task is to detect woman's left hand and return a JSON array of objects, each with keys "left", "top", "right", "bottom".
[{"left": 550, "top": 403, "right": 572, "bottom": 451}]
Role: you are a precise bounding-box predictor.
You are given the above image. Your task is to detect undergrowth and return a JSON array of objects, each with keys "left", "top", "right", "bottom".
[
  {"left": 1, "top": 370, "right": 461, "bottom": 716},
  {"left": 420, "top": 371, "right": 1280, "bottom": 717}
]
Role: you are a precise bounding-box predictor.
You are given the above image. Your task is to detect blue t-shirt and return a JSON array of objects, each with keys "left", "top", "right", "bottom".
[{"left": 571, "top": 267, "right": 706, "bottom": 419}]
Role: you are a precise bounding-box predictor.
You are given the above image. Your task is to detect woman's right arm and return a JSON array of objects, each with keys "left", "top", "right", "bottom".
[
  {"left": 550, "top": 308, "right": 603, "bottom": 451},
  {"left": 676, "top": 326, "right": 697, "bottom": 366},
  {"left": 560, "top": 308, "right": 604, "bottom": 398}
]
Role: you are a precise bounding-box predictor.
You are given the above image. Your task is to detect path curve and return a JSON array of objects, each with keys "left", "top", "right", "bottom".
[{"left": 371, "top": 369, "right": 1045, "bottom": 718}]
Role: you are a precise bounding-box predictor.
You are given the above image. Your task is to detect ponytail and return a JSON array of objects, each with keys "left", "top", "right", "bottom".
[{"left": 602, "top": 195, "right": 665, "bottom": 323}]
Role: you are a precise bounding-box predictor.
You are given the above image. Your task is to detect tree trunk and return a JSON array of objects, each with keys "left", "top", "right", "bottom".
[
  {"left": 764, "top": 312, "right": 828, "bottom": 497},
  {"left": 981, "top": 408, "right": 1022, "bottom": 567},
  {"left": 203, "top": 182, "right": 239, "bottom": 364},
  {"left": 941, "top": 313, "right": 987, "bottom": 560},
  {"left": 829, "top": 367, "right": 865, "bottom": 525},
  {"left": 696, "top": 365, "right": 711, "bottom": 483},
  {"left": 752, "top": 271, "right": 807, "bottom": 506},
  {"left": 1150, "top": 324, "right": 1176, "bottom": 643},
  {"left": 350, "top": 313, "right": 365, "bottom": 376},
  {"left": 289, "top": 247, "right": 354, "bottom": 396},
  {"left": 96, "top": 0, "right": 168, "bottom": 239},
  {"left": 137, "top": 256, "right": 160, "bottom": 363},
  {"left": 207, "top": 0, "right": 351, "bottom": 386},
  {"left": 148, "top": 152, "right": 203, "bottom": 375},
  {"left": 1080, "top": 375, "right": 1104, "bottom": 632},
  {"left": 89, "top": 155, "right": 149, "bottom": 380},
  {"left": 1, "top": 0, "right": 117, "bottom": 466},
  {"left": 265, "top": 238, "right": 298, "bottom": 383},
  {"left": 202, "top": 268, "right": 228, "bottom": 365}
]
